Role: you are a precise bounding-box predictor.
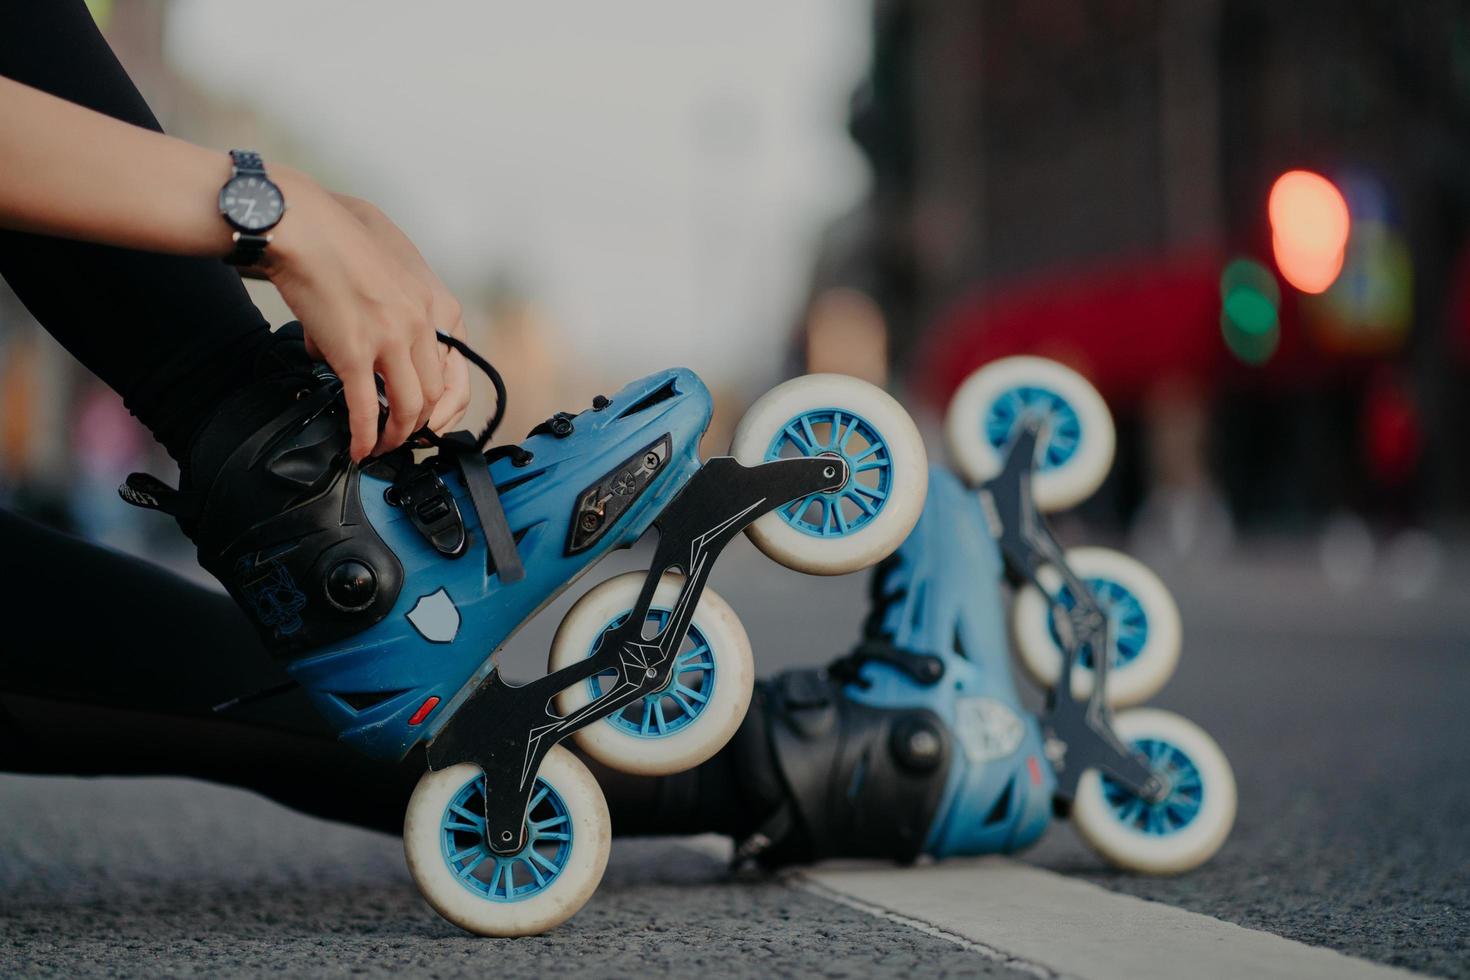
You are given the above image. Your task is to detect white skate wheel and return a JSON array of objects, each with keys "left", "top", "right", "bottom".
[
  {"left": 945, "top": 356, "right": 1114, "bottom": 511},
  {"left": 1011, "top": 547, "right": 1181, "bottom": 708},
  {"left": 403, "top": 746, "right": 610, "bottom": 937},
  {"left": 1072, "top": 709, "right": 1236, "bottom": 874},
  {"left": 730, "top": 373, "right": 927, "bottom": 575},
  {"left": 549, "top": 571, "right": 754, "bottom": 777}
]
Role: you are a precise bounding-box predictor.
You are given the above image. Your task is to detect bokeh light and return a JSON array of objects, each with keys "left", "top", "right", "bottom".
[
  {"left": 1269, "top": 170, "right": 1351, "bottom": 294},
  {"left": 1219, "top": 258, "right": 1282, "bottom": 365},
  {"left": 1300, "top": 175, "right": 1414, "bottom": 354},
  {"left": 804, "top": 287, "right": 889, "bottom": 385}
]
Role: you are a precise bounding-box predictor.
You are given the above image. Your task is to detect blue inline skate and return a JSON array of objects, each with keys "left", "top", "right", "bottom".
[
  {"left": 728, "top": 358, "right": 1235, "bottom": 875},
  {"left": 122, "top": 326, "right": 928, "bottom": 935}
]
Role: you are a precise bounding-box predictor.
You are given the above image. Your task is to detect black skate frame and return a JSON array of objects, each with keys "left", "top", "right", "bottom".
[
  {"left": 979, "top": 423, "right": 1167, "bottom": 805},
  {"left": 426, "top": 454, "right": 849, "bottom": 854}
]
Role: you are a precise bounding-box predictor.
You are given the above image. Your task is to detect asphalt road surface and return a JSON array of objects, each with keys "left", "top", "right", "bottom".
[{"left": 2, "top": 536, "right": 1467, "bottom": 979}]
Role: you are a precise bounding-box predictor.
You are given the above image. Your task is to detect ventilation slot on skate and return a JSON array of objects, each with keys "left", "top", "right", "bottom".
[
  {"left": 983, "top": 778, "right": 1015, "bottom": 826},
  {"left": 333, "top": 689, "right": 409, "bottom": 713},
  {"left": 615, "top": 378, "right": 679, "bottom": 419},
  {"left": 953, "top": 626, "right": 970, "bottom": 661},
  {"left": 497, "top": 468, "right": 548, "bottom": 496}
]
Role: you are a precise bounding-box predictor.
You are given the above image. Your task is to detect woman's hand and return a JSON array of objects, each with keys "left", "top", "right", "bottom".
[
  {"left": 262, "top": 169, "right": 450, "bottom": 461},
  {"left": 331, "top": 194, "right": 471, "bottom": 438}
]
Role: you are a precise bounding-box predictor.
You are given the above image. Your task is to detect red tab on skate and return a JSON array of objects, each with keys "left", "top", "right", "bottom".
[{"left": 409, "top": 696, "right": 441, "bottom": 726}]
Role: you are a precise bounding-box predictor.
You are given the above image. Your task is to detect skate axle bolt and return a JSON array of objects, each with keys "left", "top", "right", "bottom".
[
  {"left": 580, "top": 512, "right": 601, "bottom": 532},
  {"left": 644, "top": 452, "right": 661, "bottom": 469}
]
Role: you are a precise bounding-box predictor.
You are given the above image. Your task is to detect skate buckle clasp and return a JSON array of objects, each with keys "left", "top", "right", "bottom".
[{"left": 390, "top": 466, "right": 468, "bottom": 558}]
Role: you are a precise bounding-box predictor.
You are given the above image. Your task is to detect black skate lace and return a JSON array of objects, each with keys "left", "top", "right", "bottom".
[
  {"left": 413, "top": 334, "right": 611, "bottom": 466},
  {"left": 415, "top": 332, "right": 529, "bottom": 463}
]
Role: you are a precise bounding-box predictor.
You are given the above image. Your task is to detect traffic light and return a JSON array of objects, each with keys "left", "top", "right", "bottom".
[{"left": 1269, "top": 170, "right": 1350, "bottom": 294}]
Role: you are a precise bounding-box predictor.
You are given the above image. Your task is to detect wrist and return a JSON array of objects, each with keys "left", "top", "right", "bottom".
[{"left": 256, "top": 166, "right": 317, "bottom": 278}]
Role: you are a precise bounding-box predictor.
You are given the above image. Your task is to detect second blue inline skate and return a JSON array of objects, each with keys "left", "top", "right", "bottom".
[{"left": 708, "top": 358, "right": 1236, "bottom": 876}]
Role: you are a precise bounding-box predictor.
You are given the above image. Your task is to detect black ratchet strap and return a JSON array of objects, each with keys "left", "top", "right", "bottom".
[{"left": 444, "top": 431, "right": 524, "bottom": 584}]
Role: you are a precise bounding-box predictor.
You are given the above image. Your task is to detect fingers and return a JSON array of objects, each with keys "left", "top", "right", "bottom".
[
  {"left": 409, "top": 326, "right": 445, "bottom": 433},
  {"left": 427, "top": 313, "right": 470, "bottom": 434},
  {"left": 374, "top": 346, "right": 424, "bottom": 456},
  {"left": 338, "top": 197, "right": 463, "bottom": 438},
  {"left": 426, "top": 348, "right": 471, "bottom": 434},
  {"left": 339, "top": 359, "right": 383, "bottom": 462}
]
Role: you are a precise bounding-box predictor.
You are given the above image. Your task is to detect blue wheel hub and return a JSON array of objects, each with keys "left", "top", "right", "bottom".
[
  {"left": 440, "top": 773, "right": 572, "bottom": 901},
  {"left": 1101, "top": 738, "right": 1204, "bottom": 835},
  {"left": 764, "top": 408, "right": 892, "bottom": 538},
  {"left": 985, "top": 385, "right": 1081, "bottom": 471},
  {"left": 1047, "top": 577, "right": 1148, "bottom": 670},
  {"left": 587, "top": 608, "right": 715, "bottom": 737}
]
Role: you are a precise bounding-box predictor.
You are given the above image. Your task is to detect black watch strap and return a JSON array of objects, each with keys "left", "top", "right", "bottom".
[
  {"left": 230, "top": 148, "right": 266, "bottom": 175},
  {"left": 223, "top": 149, "right": 275, "bottom": 267},
  {"left": 225, "top": 232, "right": 272, "bottom": 267}
]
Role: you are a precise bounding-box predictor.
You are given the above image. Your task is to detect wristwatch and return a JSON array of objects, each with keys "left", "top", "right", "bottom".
[{"left": 219, "top": 149, "right": 286, "bottom": 266}]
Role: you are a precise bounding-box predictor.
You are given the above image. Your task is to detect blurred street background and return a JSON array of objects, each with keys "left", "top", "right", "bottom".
[
  {"left": 2, "top": 1, "right": 1469, "bottom": 977},
  {"left": 4, "top": 0, "right": 1469, "bottom": 584}
]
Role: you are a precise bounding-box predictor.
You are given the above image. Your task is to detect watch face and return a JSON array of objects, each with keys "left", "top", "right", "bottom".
[{"left": 220, "top": 175, "right": 285, "bottom": 232}]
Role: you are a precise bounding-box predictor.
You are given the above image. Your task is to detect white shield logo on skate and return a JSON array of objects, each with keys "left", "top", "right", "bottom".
[
  {"left": 954, "top": 697, "right": 1024, "bottom": 764},
  {"left": 407, "top": 587, "right": 460, "bottom": 644}
]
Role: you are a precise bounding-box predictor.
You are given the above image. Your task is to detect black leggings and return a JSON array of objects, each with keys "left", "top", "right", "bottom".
[
  {"left": 0, "top": 0, "right": 274, "bottom": 461},
  {"left": 0, "top": 510, "right": 422, "bottom": 831}
]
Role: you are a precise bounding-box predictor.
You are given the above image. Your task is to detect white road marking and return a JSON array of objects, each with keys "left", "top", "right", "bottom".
[
  {"left": 797, "top": 875, "right": 1055, "bottom": 978},
  {"left": 796, "top": 857, "right": 1420, "bottom": 980}
]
